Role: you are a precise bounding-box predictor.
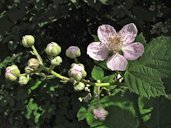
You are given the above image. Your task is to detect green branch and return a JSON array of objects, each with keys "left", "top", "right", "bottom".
[{"left": 31, "top": 46, "right": 43, "bottom": 65}]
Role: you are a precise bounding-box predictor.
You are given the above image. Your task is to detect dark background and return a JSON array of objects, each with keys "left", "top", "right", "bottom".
[{"left": 0, "top": 0, "right": 171, "bottom": 127}]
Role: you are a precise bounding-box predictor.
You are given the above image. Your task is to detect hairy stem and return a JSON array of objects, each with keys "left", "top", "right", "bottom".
[
  {"left": 31, "top": 46, "right": 43, "bottom": 65},
  {"left": 42, "top": 66, "right": 70, "bottom": 81},
  {"left": 41, "top": 65, "right": 111, "bottom": 89},
  {"left": 95, "top": 83, "right": 110, "bottom": 87}
]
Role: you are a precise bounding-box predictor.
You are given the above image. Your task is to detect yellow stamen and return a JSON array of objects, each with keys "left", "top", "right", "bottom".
[{"left": 108, "top": 35, "right": 122, "bottom": 53}]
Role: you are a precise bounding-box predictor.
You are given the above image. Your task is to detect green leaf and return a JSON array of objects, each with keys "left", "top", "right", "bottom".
[
  {"left": 102, "top": 75, "right": 114, "bottom": 83},
  {"left": 86, "top": 95, "right": 138, "bottom": 128},
  {"left": 104, "top": 95, "right": 138, "bottom": 128},
  {"left": 135, "top": 33, "right": 146, "bottom": 45},
  {"left": 27, "top": 98, "right": 38, "bottom": 111},
  {"left": 104, "top": 106, "right": 138, "bottom": 128},
  {"left": 124, "top": 67, "right": 165, "bottom": 98},
  {"left": 99, "top": 0, "right": 108, "bottom": 5},
  {"left": 86, "top": 112, "right": 104, "bottom": 128},
  {"left": 77, "top": 107, "right": 87, "bottom": 121},
  {"left": 125, "top": 36, "right": 171, "bottom": 98},
  {"left": 25, "top": 98, "right": 44, "bottom": 124},
  {"left": 94, "top": 61, "right": 108, "bottom": 70},
  {"left": 145, "top": 98, "right": 171, "bottom": 128},
  {"left": 33, "top": 111, "right": 41, "bottom": 124},
  {"left": 91, "top": 66, "right": 104, "bottom": 81},
  {"left": 138, "top": 97, "right": 153, "bottom": 122},
  {"left": 30, "top": 80, "right": 42, "bottom": 91},
  {"left": 25, "top": 98, "right": 38, "bottom": 119},
  {"left": 92, "top": 35, "right": 99, "bottom": 42}
]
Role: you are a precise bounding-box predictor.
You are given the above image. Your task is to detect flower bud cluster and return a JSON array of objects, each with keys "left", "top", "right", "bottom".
[
  {"left": 5, "top": 65, "right": 20, "bottom": 81},
  {"left": 68, "top": 63, "right": 87, "bottom": 81},
  {"left": 24, "top": 58, "right": 40, "bottom": 74},
  {"left": 45, "top": 42, "right": 63, "bottom": 66},
  {"left": 5, "top": 65, "right": 30, "bottom": 85},
  {"left": 92, "top": 107, "right": 108, "bottom": 121}
]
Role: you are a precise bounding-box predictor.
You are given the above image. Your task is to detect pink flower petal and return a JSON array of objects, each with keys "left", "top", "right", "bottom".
[
  {"left": 87, "top": 42, "right": 109, "bottom": 61},
  {"left": 122, "top": 42, "right": 144, "bottom": 60},
  {"left": 98, "top": 24, "right": 116, "bottom": 44},
  {"left": 107, "top": 53, "right": 128, "bottom": 71},
  {"left": 119, "top": 23, "right": 138, "bottom": 44}
]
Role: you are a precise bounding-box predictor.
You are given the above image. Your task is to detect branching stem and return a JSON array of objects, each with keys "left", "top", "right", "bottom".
[{"left": 31, "top": 46, "right": 43, "bottom": 65}]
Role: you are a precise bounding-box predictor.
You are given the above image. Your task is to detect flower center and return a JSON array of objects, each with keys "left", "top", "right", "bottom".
[{"left": 108, "top": 35, "right": 122, "bottom": 53}]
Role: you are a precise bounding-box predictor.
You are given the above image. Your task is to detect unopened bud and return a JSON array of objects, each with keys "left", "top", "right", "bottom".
[
  {"left": 5, "top": 65, "right": 20, "bottom": 81},
  {"left": 22, "top": 35, "right": 35, "bottom": 48},
  {"left": 66, "top": 46, "right": 81, "bottom": 59},
  {"left": 28, "top": 58, "right": 39, "bottom": 70},
  {"left": 45, "top": 42, "right": 61, "bottom": 57},
  {"left": 25, "top": 66, "right": 34, "bottom": 74},
  {"left": 93, "top": 107, "right": 108, "bottom": 121},
  {"left": 68, "top": 63, "right": 86, "bottom": 81},
  {"left": 82, "top": 70, "right": 87, "bottom": 78},
  {"left": 78, "top": 63, "right": 85, "bottom": 69},
  {"left": 51, "top": 56, "right": 62, "bottom": 66},
  {"left": 68, "top": 70, "right": 82, "bottom": 81},
  {"left": 74, "top": 82, "right": 85, "bottom": 91},
  {"left": 19, "top": 75, "right": 29, "bottom": 85},
  {"left": 78, "top": 97, "right": 83, "bottom": 102},
  {"left": 84, "top": 87, "right": 90, "bottom": 92}
]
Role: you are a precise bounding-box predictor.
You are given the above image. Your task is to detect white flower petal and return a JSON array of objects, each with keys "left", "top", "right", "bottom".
[
  {"left": 119, "top": 23, "right": 138, "bottom": 44},
  {"left": 98, "top": 24, "right": 116, "bottom": 44},
  {"left": 122, "top": 42, "right": 144, "bottom": 60},
  {"left": 87, "top": 42, "right": 109, "bottom": 61},
  {"left": 107, "top": 53, "right": 128, "bottom": 71}
]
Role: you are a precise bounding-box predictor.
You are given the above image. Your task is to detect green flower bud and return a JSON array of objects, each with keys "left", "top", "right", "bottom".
[
  {"left": 5, "top": 73, "right": 18, "bottom": 81},
  {"left": 19, "top": 75, "right": 29, "bottom": 85},
  {"left": 66, "top": 46, "right": 81, "bottom": 59},
  {"left": 51, "top": 56, "right": 62, "bottom": 66},
  {"left": 5, "top": 65, "right": 20, "bottom": 81},
  {"left": 28, "top": 58, "right": 39, "bottom": 70},
  {"left": 78, "top": 63, "right": 85, "bottom": 69},
  {"left": 82, "top": 70, "right": 87, "bottom": 78},
  {"left": 74, "top": 82, "right": 85, "bottom": 91},
  {"left": 25, "top": 66, "right": 34, "bottom": 74},
  {"left": 22, "top": 35, "right": 35, "bottom": 48},
  {"left": 45, "top": 42, "right": 61, "bottom": 57}
]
